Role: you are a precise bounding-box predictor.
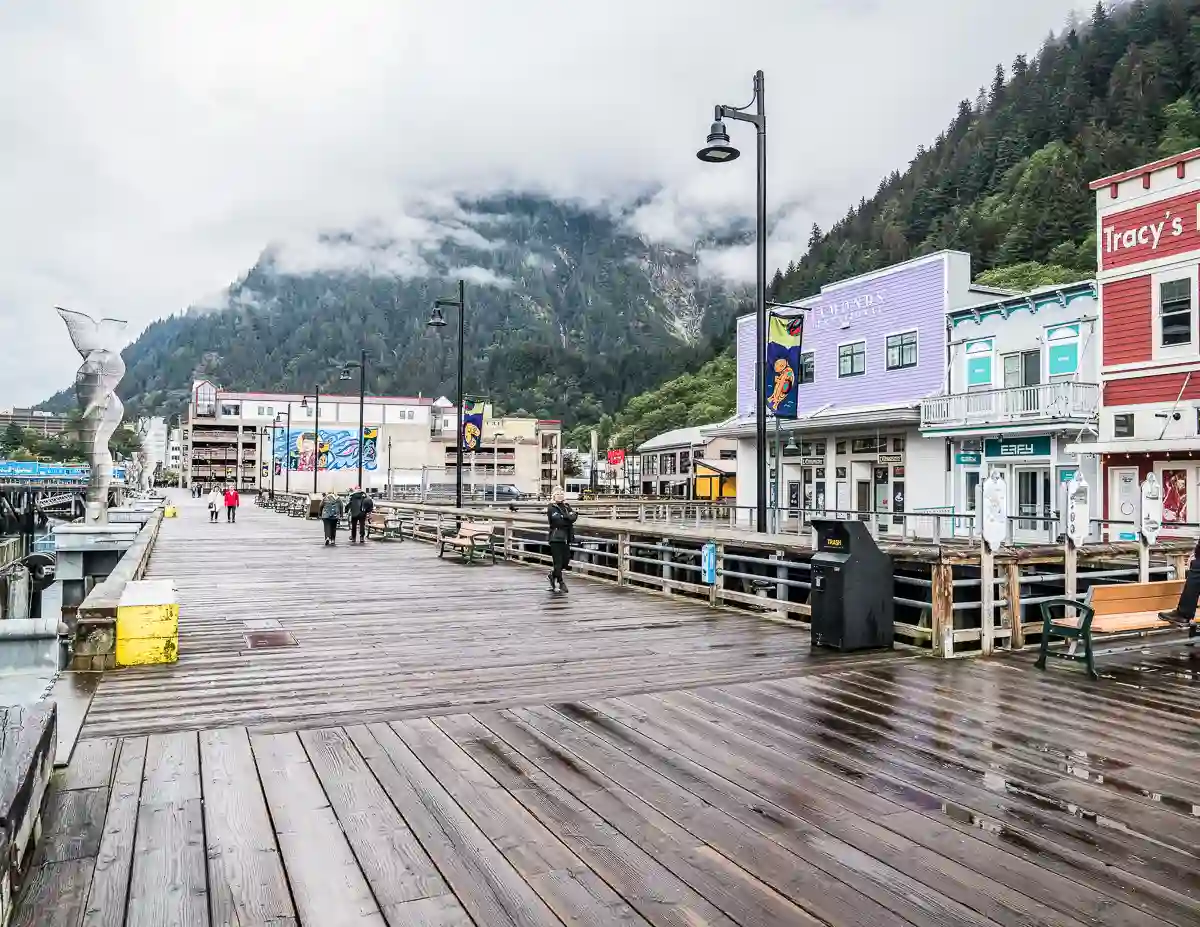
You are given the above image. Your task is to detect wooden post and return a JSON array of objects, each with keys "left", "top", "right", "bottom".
[
  {"left": 1138, "top": 535, "right": 1150, "bottom": 583},
  {"left": 710, "top": 543, "right": 722, "bottom": 607},
  {"left": 617, "top": 532, "right": 628, "bottom": 586},
  {"left": 503, "top": 521, "right": 512, "bottom": 559},
  {"left": 775, "top": 549, "right": 788, "bottom": 619},
  {"left": 931, "top": 562, "right": 954, "bottom": 658},
  {"left": 1005, "top": 562, "right": 1024, "bottom": 649},
  {"left": 1171, "top": 552, "right": 1189, "bottom": 581},
  {"left": 662, "top": 538, "right": 673, "bottom": 596},
  {"left": 1064, "top": 537, "right": 1078, "bottom": 606},
  {"left": 979, "top": 545, "right": 995, "bottom": 657}
]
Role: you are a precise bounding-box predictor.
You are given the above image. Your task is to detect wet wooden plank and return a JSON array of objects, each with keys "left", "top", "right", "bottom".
[
  {"left": 429, "top": 714, "right": 740, "bottom": 927},
  {"left": 250, "top": 730, "right": 385, "bottom": 927},
  {"left": 346, "top": 722, "right": 566, "bottom": 927},
  {"left": 12, "top": 858, "right": 94, "bottom": 927},
  {"left": 199, "top": 727, "right": 296, "bottom": 927},
  {"left": 524, "top": 704, "right": 995, "bottom": 927},
  {"left": 55, "top": 739, "right": 116, "bottom": 791},
  {"left": 83, "top": 736, "right": 148, "bottom": 927},
  {"left": 299, "top": 726, "right": 459, "bottom": 913},
  {"left": 125, "top": 798, "right": 208, "bottom": 927},
  {"left": 33, "top": 786, "right": 107, "bottom": 864},
  {"left": 140, "top": 731, "right": 201, "bottom": 805},
  {"left": 392, "top": 717, "right": 648, "bottom": 926}
]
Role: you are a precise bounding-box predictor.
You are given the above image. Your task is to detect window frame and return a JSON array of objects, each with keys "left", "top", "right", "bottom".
[
  {"left": 1153, "top": 266, "right": 1199, "bottom": 360},
  {"left": 963, "top": 338, "right": 994, "bottom": 391},
  {"left": 884, "top": 329, "right": 918, "bottom": 371},
  {"left": 1113, "top": 412, "right": 1135, "bottom": 439},
  {"left": 1044, "top": 323, "right": 1081, "bottom": 381},
  {"left": 798, "top": 351, "right": 815, "bottom": 385},
  {"left": 837, "top": 340, "right": 867, "bottom": 378}
]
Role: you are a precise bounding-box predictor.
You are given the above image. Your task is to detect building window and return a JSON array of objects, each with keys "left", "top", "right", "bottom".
[
  {"left": 680, "top": 451, "right": 691, "bottom": 473},
  {"left": 850, "top": 437, "right": 887, "bottom": 454},
  {"left": 1002, "top": 351, "right": 1041, "bottom": 388},
  {"left": 1160, "top": 278, "right": 1192, "bottom": 346},
  {"left": 719, "top": 448, "right": 737, "bottom": 460},
  {"left": 1045, "top": 324, "right": 1080, "bottom": 379},
  {"left": 965, "top": 338, "right": 994, "bottom": 390},
  {"left": 220, "top": 403, "right": 241, "bottom": 417},
  {"left": 692, "top": 446, "right": 705, "bottom": 459},
  {"left": 661, "top": 453, "right": 677, "bottom": 475},
  {"left": 798, "top": 352, "right": 815, "bottom": 384},
  {"left": 838, "top": 341, "right": 866, "bottom": 377},
  {"left": 643, "top": 455, "right": 657, "bottom": 475},
  {"left": 407, "top": 410, "right": 415, "bottom": 420},
  {"left": 1114, "top": 413, "right": 1134, "bottom": 438},
  {"left": 885, "top": 331, "right": 917, "bottom": 370},
  {"left": 893, "top": 437, "right": 905, "bottom": 452},
  {"left": 836, "top": 441, "right": 846, "bottom": 454}
]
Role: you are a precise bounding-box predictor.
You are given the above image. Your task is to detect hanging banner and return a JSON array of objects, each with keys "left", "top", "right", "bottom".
[
  {"left": 462, "top": 400, "right": 485, "bottom": 451},
  {"left": 765, "top": 314, "right": 803, "bottom": 417},
  {"left": 607, "top": 449, "right": 626, "bottom": 467}
]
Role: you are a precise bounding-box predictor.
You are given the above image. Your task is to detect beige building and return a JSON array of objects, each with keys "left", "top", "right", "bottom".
[
  {"left": 637, "top": 426, "right": 738, "bottom": 498},
  {"left": 184, "top": 380, "right": 562, "bottom": 497}
]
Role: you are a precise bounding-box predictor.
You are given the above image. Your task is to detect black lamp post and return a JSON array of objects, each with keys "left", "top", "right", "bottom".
[
  {"left": 699, "top": 69, "right": 767, "bottom": 532},
  {"left": 339, "top": 350, "right": 367, "bottom": 489},
  {"left": 427, "top": 279, "right": 467, "bottom": 510},
  {"left": 281, "top": 403, "right": 292, "bottom": 494},
  {"left": 269, "top": 414, "right": 284, "bottom": 500},
  {"left": 300, "top": 388, "right": 321, "bottom": 495}
]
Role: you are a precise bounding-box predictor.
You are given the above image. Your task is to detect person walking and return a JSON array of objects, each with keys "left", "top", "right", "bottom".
[
  {"left": 320, "top": 491, "right": 343, "bottom": 546},
  {"left": 207, "top": 486, "right": 222, "bottom": 523},
  {"left": 1159, "top": 534, "right": 1200, "bottom": 627},
  {"left": 346, "top": 486, "right": 373, "bottom": 544},
  {"left": 224, "top": 485, "right": 240, "bottom": 523},
  {"left": 546, "top": 487, "right": 577, "bottom": 593}
]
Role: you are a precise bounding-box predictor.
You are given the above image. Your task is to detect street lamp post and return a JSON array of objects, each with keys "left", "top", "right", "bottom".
[
  {"left": 282, "top": 403, "right": 292, "bottom": 494},
  {"left": 269, "top": 414, "right": 284, "bottom": 500},
  {"left": 491, "top": 431, "right": 505, "bottom": 502},
  {"left": 301, "top": 388, "right": 321, "bottom": 495},
  {"left": 698, "top": 69, "right": 767, "bottom": 532},
  {"left": 427, "top": 279, "right": 467, "bottom": 510},
  {"left": 339, "top": 350, "right": 367, "bottom": 489}
]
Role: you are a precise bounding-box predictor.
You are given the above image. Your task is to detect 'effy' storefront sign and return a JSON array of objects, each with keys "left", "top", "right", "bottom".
[{"left": 984, "top": 436, "right": 1051, "bottom": 458}]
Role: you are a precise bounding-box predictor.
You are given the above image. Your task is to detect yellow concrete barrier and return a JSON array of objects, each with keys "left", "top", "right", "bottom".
[
  {"left": 164, "top": 505, "right": 178, "bottom": 518},
  {"left": 116, "top": 579, "right": 178, "bottom": 666}
]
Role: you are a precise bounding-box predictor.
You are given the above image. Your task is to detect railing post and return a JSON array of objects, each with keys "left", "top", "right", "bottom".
[
  {"left": 775, "top": 549, "right": 787, "bottom": 619},
  {"left": 1005, "top": 562, "right": 1024, "bottom": 649},
  {"left": 1138, "top": 535, "right": 1150, "bottom": 583},
  {"left": 710, "top": 543, "right": 722, "bottom": 607},
  {"left": 931, "top": 562, "right": 954, "bottom": 658},
  {"left": 638, "top": 503, "right": 645, "bottom": 523},
  {"left": 980, "top": 545, "right": 995, "bottom": 657},
  {"left": 618, "top": 532, "right": 629, "bottom": 586},
  {"left": 1171, "top": 552, "right": 1189, "bottom": 581},
  {"left": 662, "top": 538, "right": 672, "bottom": 595}
]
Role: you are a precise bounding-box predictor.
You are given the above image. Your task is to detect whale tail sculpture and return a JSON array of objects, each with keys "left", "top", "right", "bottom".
[{"left": 57, "top": 308, "right": 128, "bottom": 524}]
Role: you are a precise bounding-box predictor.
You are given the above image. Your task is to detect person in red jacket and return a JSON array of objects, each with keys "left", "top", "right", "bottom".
[{"left": 223, "top": 486, "right": 240, "bottom": 523}]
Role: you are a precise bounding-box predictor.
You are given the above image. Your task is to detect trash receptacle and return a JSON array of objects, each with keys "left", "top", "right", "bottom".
[
  {"left": 307, "top": 494, "right": 323, "bottom": 518},
  {"left": 809, "top": 518, "right": 894, "bottom": 651}
]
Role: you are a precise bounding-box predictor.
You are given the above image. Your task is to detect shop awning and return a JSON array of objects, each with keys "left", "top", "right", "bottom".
[{"left": 1064, "top": 439, "right": 1200, "bottom": 455}]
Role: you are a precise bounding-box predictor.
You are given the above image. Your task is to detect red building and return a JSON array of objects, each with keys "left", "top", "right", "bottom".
[{"left": 1070, "top": 147, "right": 1200, "bottom": 535}]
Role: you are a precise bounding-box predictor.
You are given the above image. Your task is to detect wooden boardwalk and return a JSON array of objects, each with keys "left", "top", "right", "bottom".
[{"left": 16, "top": 494, "right": 1200, "bottom": 926}]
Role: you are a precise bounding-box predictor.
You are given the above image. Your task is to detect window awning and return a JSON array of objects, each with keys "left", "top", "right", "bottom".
[{"left": 1065, "top": 439, "right": 1200, "bottom": 455}]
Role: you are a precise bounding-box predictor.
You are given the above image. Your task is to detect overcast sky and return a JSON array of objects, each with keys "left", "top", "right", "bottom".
[{"left": 0, "top": 1, "right": 1086, "bottom": 406}]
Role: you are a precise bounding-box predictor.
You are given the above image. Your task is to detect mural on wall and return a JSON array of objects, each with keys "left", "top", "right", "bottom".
[
  {"left": 1163, "top": 468, "right": 1188, "bottom": 524},
  {"left": 273, "top": 429, "right": 378, "bottom": 472}
]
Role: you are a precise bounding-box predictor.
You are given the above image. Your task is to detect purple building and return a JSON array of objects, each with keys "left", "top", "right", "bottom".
[{"left": 714, "top": 251, "right": 1010, "bottom": 531}]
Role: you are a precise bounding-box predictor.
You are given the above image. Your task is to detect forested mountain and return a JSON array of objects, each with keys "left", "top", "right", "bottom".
[
  {"left": 573, "top": 0, "right": 1200, "bottom": 449},
  {"left": 41, "top": 194, "right": 744, "bottom": 423}
]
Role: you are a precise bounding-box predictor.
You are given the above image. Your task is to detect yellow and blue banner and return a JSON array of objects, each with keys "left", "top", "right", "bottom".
[
  {"left": 462, "top": 400, "right": 485, "bottom": 451},
  {"left": 765, "top": 314, "right": 804, "bottom": 417}
]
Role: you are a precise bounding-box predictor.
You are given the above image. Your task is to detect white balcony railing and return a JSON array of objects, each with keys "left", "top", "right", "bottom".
[{"left": 920, "top": 382, "right": 1100, "bottom": 430}]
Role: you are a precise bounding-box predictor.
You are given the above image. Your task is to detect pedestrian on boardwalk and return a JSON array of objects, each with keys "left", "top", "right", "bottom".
[
  {"left": 320, "top": 491, "right": 344, "bottom": 546},
  {"left": 224, "top": 485, "right": 240, "bottom": 523},
  {"left": 207, "top": 486, "right": 222, "bottom": 523},
  {"left": 346, "top": 485, "right": 373, "bottom": 544},
  {"left": 546, "top": 487, "right": 577, "bottom": 593}
]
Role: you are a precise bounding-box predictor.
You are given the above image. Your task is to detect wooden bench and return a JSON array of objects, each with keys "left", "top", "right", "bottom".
[
  {"left": 438, "top": 521, "right": 497, "bottom": 564},
  {"left": 365, "top": 511, "right": 405, "bottom": 541},
  {"left": 1035, "top": 580, "right": 1198, "bottom": 679}
]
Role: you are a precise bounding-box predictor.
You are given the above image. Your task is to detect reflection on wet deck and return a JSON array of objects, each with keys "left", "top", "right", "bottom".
[{"left": 17, "top": 649, "right": 1200, "bottom": 927}]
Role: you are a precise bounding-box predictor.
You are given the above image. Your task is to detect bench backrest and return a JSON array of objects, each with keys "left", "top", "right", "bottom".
[
  {"left": 461, "top": 522, "right": 495, "bottom": 536},
  {"left": 1087, "top": 580, "right": 1183, "bottom": 616}
]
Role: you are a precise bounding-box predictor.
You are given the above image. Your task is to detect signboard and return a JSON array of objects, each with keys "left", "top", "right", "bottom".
[
  {"left": 462, "top": 401, "right": 485, "bottom": 451},
  {"left": 984, "top": 436, "right": 1052, "bottom": 458},
  {"left": 981, "top": 470, "right": 1008, "bottom": 551},
  {"left": 1065, "top": 475, "right": 1089, "bottom": 547},
  {"left": 878, "top": 454, "right": 903, "bottom": 464},
  {"left": 1100, "top": 187, "right": 1200, "bottom": 271},
  {"left": 1058, "top": 468, "right": 1077, "bottom": 483},
  {"left": 800, "top": 457, "right": 824, "bottom": 466},
  {"left": 701, "top": 542, "right": 717, "bottom": 584},
  {"left": 0, "top": 460, "right": 127, "bottom": 480},
  {"left": 765, "top": 314, "right": 804, "bottom": 418},
  {"left": 1141, "top": 473, "right": 1163, "bottom": 544},
  {"left": 955, "top": 452, "right": 981, "bottom": 466},
  {"left": 606, "top": 449, "right": 626, "bottom": 467}
]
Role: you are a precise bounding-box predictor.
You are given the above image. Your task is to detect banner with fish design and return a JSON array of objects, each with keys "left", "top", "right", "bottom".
[{"left": 765, "top": 314, "right": 804, "bottom": 418}]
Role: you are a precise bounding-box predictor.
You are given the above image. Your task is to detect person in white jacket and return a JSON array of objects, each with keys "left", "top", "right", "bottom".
[{"left": 207, "top": 487, "right": 223, "bottom": 523}]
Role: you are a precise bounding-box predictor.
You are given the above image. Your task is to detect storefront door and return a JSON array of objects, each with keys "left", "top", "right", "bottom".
[
  {"left": 1015, "top": 466, "right": 1052, "bottom": 541},
  {"left": 1108, "top": 466, "right": 1139, "bottom": 541}
]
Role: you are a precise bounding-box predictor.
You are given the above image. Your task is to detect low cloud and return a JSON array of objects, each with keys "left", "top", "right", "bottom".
[{"left": 452, "top": 266, "right": 514, "bottom": 290}]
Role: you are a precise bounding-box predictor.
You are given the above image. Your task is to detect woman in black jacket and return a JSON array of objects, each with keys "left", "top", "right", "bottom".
[{"left": 546, "top": 488, "right": 578, "bottom": 592}]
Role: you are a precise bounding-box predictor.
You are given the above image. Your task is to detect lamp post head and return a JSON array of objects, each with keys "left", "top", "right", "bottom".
[
  {"left": 339, "top": 368, "right": 353, "bottom": 381},
  {"left": 696, "top": 120, "right": 740, "bottom": 162},
  {"left": 427, "top": 307, "right": 448, "bottom": 328},
  {"left": 300, "top": 397, "right": 308, "bottom": 409}
]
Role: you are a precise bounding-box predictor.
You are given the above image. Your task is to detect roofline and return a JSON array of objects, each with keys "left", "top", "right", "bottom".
[
  {"left": 947, "top": 279, "right": 1096, "bottom": 319},
  {"left": 215, "top": 390, "right": 433, "bottom": 405},
  {"left": 1089, "top": 147, "right": 1200, "bottom": 190}
]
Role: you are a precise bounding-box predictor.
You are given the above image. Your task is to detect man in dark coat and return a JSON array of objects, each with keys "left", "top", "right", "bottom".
[
  {"left": 346, "top": 486, "right": 374, "bottom": 544},
  {"left": 546, "top": 487, "right": 577, "bottom": 592}
]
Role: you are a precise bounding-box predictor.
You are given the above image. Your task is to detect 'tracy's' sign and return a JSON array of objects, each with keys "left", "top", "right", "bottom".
[{"left": 1101, "top": 188, "right": 1200, "bottom": 271}]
